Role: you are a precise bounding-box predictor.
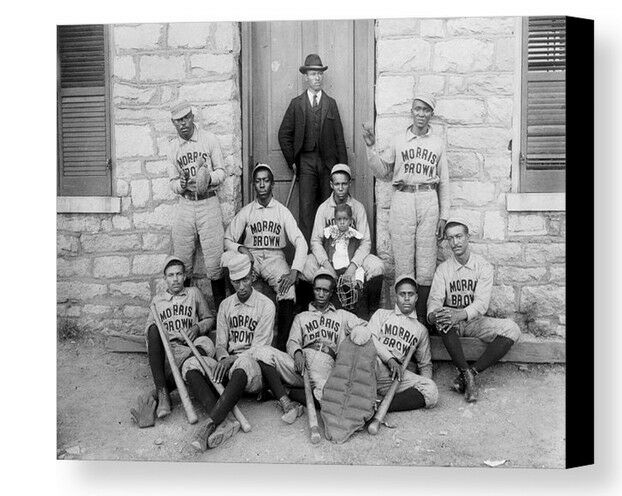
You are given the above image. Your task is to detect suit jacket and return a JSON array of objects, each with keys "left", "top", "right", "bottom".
[{"left": 278, "top": 91, "right": 348, "bottom": 170}]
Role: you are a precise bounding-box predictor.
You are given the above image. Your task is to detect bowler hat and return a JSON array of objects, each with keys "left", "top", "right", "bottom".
[{"left": 299, "top": 54, "right": 328, "bottom": 74}]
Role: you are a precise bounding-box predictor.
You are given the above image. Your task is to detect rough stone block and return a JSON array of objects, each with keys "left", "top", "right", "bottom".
[
  {"left": 116, "top": 179, "right": 129, "bottom": 197},
  {"left": 486, "top": 97, "right": 513, "bottom": 125},
  {"left": 484, "top": 153, "right": 511, "bottom": 179},
  {"left": 140, "top": 55, "right": 186, "bottom": 81},
  {"left": 109, "top": 281, "right": 152, "bottom": 301},
  {"left": 113, "top": 83, "right": 157, "bottom": 105},
  {"left": 112, "top": 215, "right": 132, "bottom": 230},
  {"left": 133, "top": 203, "right": 176, "bottom": 229},
  {"left": 550, "top": 264, "right": 565, "bottom": 283},
  {"left": 498, "top": 266, "right": 546, "bottom": 284},
  {"left": 93, "top": 256, "right": 131, "bottom": 278},
  {"left": 447, "top": 127, "right": 511, "bottom": 151},
  {"left": 488, "top": 285, "right": 516, "bottom": 317},
  {"left": 123, "top": 305, "right": 150, "bottom": 319},
  {"left": 446, "top": 76, "right": 465, "bottom": 94},
  {"left": 446, "top": 17, "right": 515, "bottom": 36},
  {"left": 190, "top": 54, "right": 235, "bottom": 76},
  {"left": 114, "top": 56, "right": 135, "bottom": 80},
  {"left": 57, "top": 234, "right": 79, "bottom": 255},
  {"left": 83, "top": 304, "right": 111, "bottom": 315},
  {"left": 200, "top": 104, "right": 239, "bottom": 135},
  {"left": 520, "top": 284, "right": 566, "bottom": 316},
  {"left": 464, "top": 74, "right": 514, "bottom": 96},
  {"left": 508, "top": 214, "right": 547, "bottom": 236},
  {"left": 114, "top": 24, "right": 162, "bottom": 50},
  {"left": 168, "top": 22, "right": 212, "bottom": 48},
  {"left": 115, "top": 125, "right": 154, "bottom": 158},
  {"left": 115, "top": 160, "right": 142, "bottom": 179},
  {"left": 447, "top": 152, "right": 481, "bottom": 178},
  {"left": 376, "top": 18, "right": 419, "bottom": 37},
  {"left": 57, "top": 304, "right": 82, "bottom": 318},
  {"left": 57, "top": 258, "right": 91, "bottom": 278},
  {"left": 374, "top": 115, "right": 413, "bottom": 149},
  {"left": 377, "top": 38, "right": 431, "bottom": 72},
  {"left": 450, "top": 181, "right": 495, "bottom": 206},
  {"left": 142, "top": 233, "right": 171, "bottom": 251},
  {"left": 483, "top": 210, "right": 506, "bottom": 240},
  {"left": 160, "top": 86, "right": 176, "bottom": 104},
  {"left": 133, "top": 253, "right": 170, "bottom": 275},
  {"left": 435, "top": 98, "right": 486, "bottom": 125},
  {"left": 57, "top": 281, "right": 107, "bottom": 302},
  {"left": 57, "top": 215, "right": 101, "bottom": 233},
  {"left": 376, "top": 76, "right": 415, "bottom": 114},
  {"left": 495, "top": 37, "right": 515, "bottom": 71},
  {"left": 524, "top": 244, "right": 565, "bottom": 265},
  {"left": 214, "top": 22, "right": 239, "bottom": 53},
  {"left": 486, "top": 243, "right": 523, "bottom": 264},
  {"left": 81, "top": 233, "right": 142, "bottom": 253},
  {"left": 420, "top": 19, "right": 444, "bottom": 38},
  {"left": 417, "top": 75, "right": 445, "bottom": 95},
  {"left": 178, "top": 80, "right": 237, "bottom": 103},
  {"left": 146, "top": 159, "right": 169, "bottom": 175},
  {"left": 151, "top": 177, "right": 175, "bottom": 201},
  {"left": 433, "top": 39, "right": 494, "bottom": 72}
]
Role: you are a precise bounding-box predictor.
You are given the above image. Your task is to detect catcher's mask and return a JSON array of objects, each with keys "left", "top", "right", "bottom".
[{"left": 336, "top": 274, "right": 360, "bottom": 309}]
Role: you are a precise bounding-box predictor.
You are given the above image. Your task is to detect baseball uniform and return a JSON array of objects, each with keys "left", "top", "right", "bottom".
[
  {"left": 368, "top": 307, "right": 438, "bottom": 408},
  {"left": 224, "top": 197, "right": 308, "bottom": 301},
  {"left": 182, "top": 287, "right": 275, "bottom": 392},
  {"left": 168, "top": 125, "right": 227, "bottom": 281},
  {"left": 252, "top": 302, "right": 368, "bottom": 401},
  {"left": 366, "top": 126, "right": 449, "bottom": 285},
  {"left": 426, "top": 252, "right": 521, "bottom": 342}
]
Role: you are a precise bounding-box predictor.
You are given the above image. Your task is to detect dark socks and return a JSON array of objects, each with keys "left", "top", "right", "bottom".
[
  {"left": 209, "top": 369, "right": 247, "bottom": 425},
  {"left": 472, "top": 336, "right": 515, "bottom": 373},
  {"left": 276, "top": 299, "right": 295, "bottom": 352},
  {"left": 257, "top": 361, "right": 288, "bottom": 399},
  {"left": 210, "top": 278, "right": 227, "bottom": 311},
  {"left": 440, "top": 328, "right": 469, "bottom": 371},
  {"left": 415, "top": 285, "right": 431, "bottom": 327},
  {"left": 147, "top": 324, "right": 167, "bottom": 391},
  {"left": 388, "top": 387, "right": 426, "bottom": 412},
  {"left": 185, "top": 370, "right": 219, "bottom": 412},
  {"left": 366, "top": 275, "right": 384, "bottom": 317}
]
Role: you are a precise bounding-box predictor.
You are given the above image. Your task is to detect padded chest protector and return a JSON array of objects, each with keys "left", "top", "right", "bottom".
[{"left": 320, "top": 337, "right": 377, "bottom": 443}]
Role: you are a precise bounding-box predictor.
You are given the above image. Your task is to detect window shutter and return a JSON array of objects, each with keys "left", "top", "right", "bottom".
[
  {"left": 521, "top": 17, "right": 566, "bottom": 193},
  {"left": 57, "top": 25, "right": 111, "bottom": 196}
]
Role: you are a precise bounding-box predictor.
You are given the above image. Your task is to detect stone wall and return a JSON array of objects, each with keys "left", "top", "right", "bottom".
[
  {"left": 57, "top": 22, "right": 242, "bottom": 334},
  {"left": 373, "top": 17, "right": 565, "bottom": 338}
]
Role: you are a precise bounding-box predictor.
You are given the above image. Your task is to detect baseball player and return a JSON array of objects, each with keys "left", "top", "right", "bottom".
[
  {"left": 427, "top": 218, "right": 521, "bottom": 402},
  {"left": 168, "top": 102, "right": 228, "bottom": 310},
  {"left": 302, "top": 163, "right": 385, "bottom": 318},
  {"left": 368, "top": 275, "right": 438, "bottom": 411},
  {"left": 253, "top": 268, "right": 371, "bottom": 405},
  {"left": 224, "top": 163, "right": 308, "bottom": 352},
  {"left": 362, "top": 94, "right": 449, "bottom": 325},
  {"left": 131, "top": 255, "right": 215, "bottom": 427},
  {"left": 186, "top": 252, "right": 275, "bottom": 451}
]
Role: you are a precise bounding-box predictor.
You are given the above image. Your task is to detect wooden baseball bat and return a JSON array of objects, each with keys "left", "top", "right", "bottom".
[
  {"left": 368, "top": 344, "right": 418, "bottom": 435},
  {"left": 285, "top": 170, "right": 296, "bottom": 209},
  {"left": 303, "top": 370, "right": 321, "bottom": 444},
  {"left": 178, "top": 328, "right": 252, "bottom": 433},
  {"left": 150, "top": 303, "right": 198, "bottom": 424}
]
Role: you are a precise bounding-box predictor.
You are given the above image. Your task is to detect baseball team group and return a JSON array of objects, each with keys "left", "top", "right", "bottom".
[{"left": 130, "top": 54, "right": 522, "bottom": 451}]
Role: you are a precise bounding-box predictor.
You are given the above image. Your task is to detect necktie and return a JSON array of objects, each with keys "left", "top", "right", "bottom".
[{"left": 313, "top": 94, "right": 317, "bottom": 108}]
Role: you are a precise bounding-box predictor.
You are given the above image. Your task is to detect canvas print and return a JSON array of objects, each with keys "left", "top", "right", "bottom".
[{"left": 57, "top": 16, "right": 573, "bottom": 467}]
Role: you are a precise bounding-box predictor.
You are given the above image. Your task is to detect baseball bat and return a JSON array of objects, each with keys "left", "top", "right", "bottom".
[
  {"left": 367, "top": 344, "right": 418, "bottom": 435},
  {"left": 178, "top": 328, "right": 252, "bottom": 433},
  {"left": 150, "top": 303, "right": 198, "bottom": 425},
  {"left": 285, "top": 170, "right": 296, "bottom": 209},
  {"left": 303, "top": 370, "right": 321, "bottom": 444}
]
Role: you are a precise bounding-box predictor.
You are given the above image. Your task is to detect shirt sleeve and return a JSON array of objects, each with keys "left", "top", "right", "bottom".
[
  {"left": 365, "top": 140, "right": 396, "bottom": 180},
  {"left": 368, "top": 311, "right": 394, "bottom": 364},
  {"left": 310, "top": 208, "right": 330, "bottom": 267},
  {"left": 464, "top": 260, "right": 493, "bottom": 321},
  {"left": 426, "top": 266, "right": 447, "bottom": 323},
  {"left": 286, "top": 314, "right": 304, "bottom": 357},
  {"left": 224, "top": 207, "right": 247, "bottom": 253},
  {"left": 206, "top": 133, "right": 227, "bottom": 187},
  {"left": 351, "top": 206, "right": 371, "bottom": 268},
  {"left": 414, "top": 325, "right": 433, "bottom": 379},
  {"left": 167, "top": 142, "right": 185, "bottom": 195},
  {"left": 215, "top": 304, "right": 230, "bottom": 361},
  {"left": 193, "top": 288, "right": 215, "bottom": 335},
  {"left": 250, "top": 298, "right": 276, "bottom": 348},
  {"left": 437, "top": 144, "right": 450, "bottom": 220},
  {"left": 283, "top": 206, "right": 308, "bottom": 273}
]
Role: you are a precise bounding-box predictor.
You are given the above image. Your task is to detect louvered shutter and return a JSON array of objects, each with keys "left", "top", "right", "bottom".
[
  {"left": 57, "top": 25, "right": 111, "bottom": 196},
  {"left": 520, "top": 16, "right": 566, "bottom": 193}
]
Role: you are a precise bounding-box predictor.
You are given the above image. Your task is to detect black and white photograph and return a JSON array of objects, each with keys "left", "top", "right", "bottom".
[{"left": 53, "top": 10, "right": 588, "bottom": 475}]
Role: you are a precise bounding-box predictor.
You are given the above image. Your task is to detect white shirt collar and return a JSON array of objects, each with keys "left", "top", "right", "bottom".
[{"left": 307, "top": 89, "right": 323, "bottom": 106}]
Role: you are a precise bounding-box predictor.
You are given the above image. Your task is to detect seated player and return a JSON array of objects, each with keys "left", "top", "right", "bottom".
[
  {"left": 253, "top": 268, "right": 371, "bottom": 407},
  {"left": 427, "top": 217, "right": 521, "bottom": 402},
  {"left": 368, "top": 275, "right": 439, "bottom": 412},
  {"left": 131, "top": 255, "right": 215, "bottom": 428},
  {"left": 184, "top": 252, "right": 276, "bottom": 451}
]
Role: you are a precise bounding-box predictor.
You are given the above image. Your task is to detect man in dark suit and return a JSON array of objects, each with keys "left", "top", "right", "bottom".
[{"left": 278, "top": 54, "right": 348, "bottom": 243}]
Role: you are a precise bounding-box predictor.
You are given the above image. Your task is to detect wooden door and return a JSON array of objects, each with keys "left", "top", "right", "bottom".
[{"left": 242, "top": 20, "right": 376, "bottom": 244}]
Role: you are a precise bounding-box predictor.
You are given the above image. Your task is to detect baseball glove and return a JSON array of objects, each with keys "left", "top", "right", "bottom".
[
  {"left": 336, "top": 274, "right": 360, "bottom": 310},
  {"left": 195, "top": 156, "right": 211, "bottom": 195}
]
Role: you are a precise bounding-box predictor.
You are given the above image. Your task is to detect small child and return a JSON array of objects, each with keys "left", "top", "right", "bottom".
[
  {"left": 323, "top": 203, "right": 365, "bottom": 286},
  {"left": 130, "top": 255, "right": 215, "bottom": 428}
]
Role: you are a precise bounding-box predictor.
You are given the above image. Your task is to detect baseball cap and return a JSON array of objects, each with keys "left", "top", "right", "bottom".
[
  {"left": 252, "top": 163, "right": 273, "bottom": 176},
  {"left": 313, "top": 267, "right": 336, "bottom": 284},
  {"left": 222, "top": 252, "right": 252, "bottom": 281},
  {"left": 170, "top": 102, "right": 193, "bottom": 120},
  {"left": 394, "top": 273, "right": 417, "bottom": 291},
  {"left": 413, "top": 93, "right": 436, "bottom": 111},
  {"left": 445, "top": 215, "right": 471, "bottom": 233},
  {"left": 330, "top": 163, "right": 351, "bottom": 178},
  {"left": 163, "top": 255, "right": 185, "bottom": 273}
]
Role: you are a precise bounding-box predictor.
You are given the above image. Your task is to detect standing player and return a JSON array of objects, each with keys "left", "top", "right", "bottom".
[
  {"left": 362, "top": 94, "right": 449, "bottom": 325},
  {"left": 427, "top": 218, "right": 521, "bottom": 402},
  {"left": 132, "top": 255, "right": 215, "bottom": 427},
  {"left": 185, "top": 252, "right": 275, "bottom": 451},
  {"left": 368, "top": 275, "right": 438, "bottom": 412},
  {"left": 278, "top": 54, "right": 348, "bottom": 243},
  {"left": 168, "top": 102, "right": 228, "bottom": 310},
  {"left": 224, "top": 163, "right": 307, "bottom": 352}
]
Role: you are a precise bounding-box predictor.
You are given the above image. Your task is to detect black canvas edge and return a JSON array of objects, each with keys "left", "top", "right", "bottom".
[{"left": 565, "top": 15, "right": 594, "bottom": 469}]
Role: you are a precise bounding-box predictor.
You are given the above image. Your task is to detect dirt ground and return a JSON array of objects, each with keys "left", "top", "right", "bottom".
[{"left": 57, "top": 337, "right": 565, "bottom": 468}]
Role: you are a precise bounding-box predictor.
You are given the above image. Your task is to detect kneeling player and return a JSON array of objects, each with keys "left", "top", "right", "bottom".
[
  {"left": 368, "top": 275, "right": 439, "bottom": 411},
  {"left": 185, "top": 252, "right": 275, "bottom": 451}
]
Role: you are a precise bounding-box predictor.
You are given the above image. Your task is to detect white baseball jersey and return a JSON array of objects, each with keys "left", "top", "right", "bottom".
[
  {"left": 146, "top": 287, "right": 214, "bottom": 340},
  {"left": 310, "top": 195, "right": 372, "bottom": 268},
  {"left": 366, "top": 125, "right": 450, "bottom": 219},
  {"left": 224, "top": 198, "right": 308, "bottom": 273},
  {"left": 167, "top": 125, "right": 227, "bottom": 195},
  {"left": 368, "top": 307, "right": 432, "bottom": 378},
  {"left": 286, "top": 303, "right": 367, "bottom": 357},
  {"left": 427, "top": 251, "right": 494, "bottom": 321},
  {"left": 215, "top": 288, "right": 275, "bottom": 360}
]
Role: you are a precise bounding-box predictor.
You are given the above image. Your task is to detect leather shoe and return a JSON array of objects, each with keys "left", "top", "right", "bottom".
[{"left": 463, "top": 368, "right": 478, "bottom": 403}]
